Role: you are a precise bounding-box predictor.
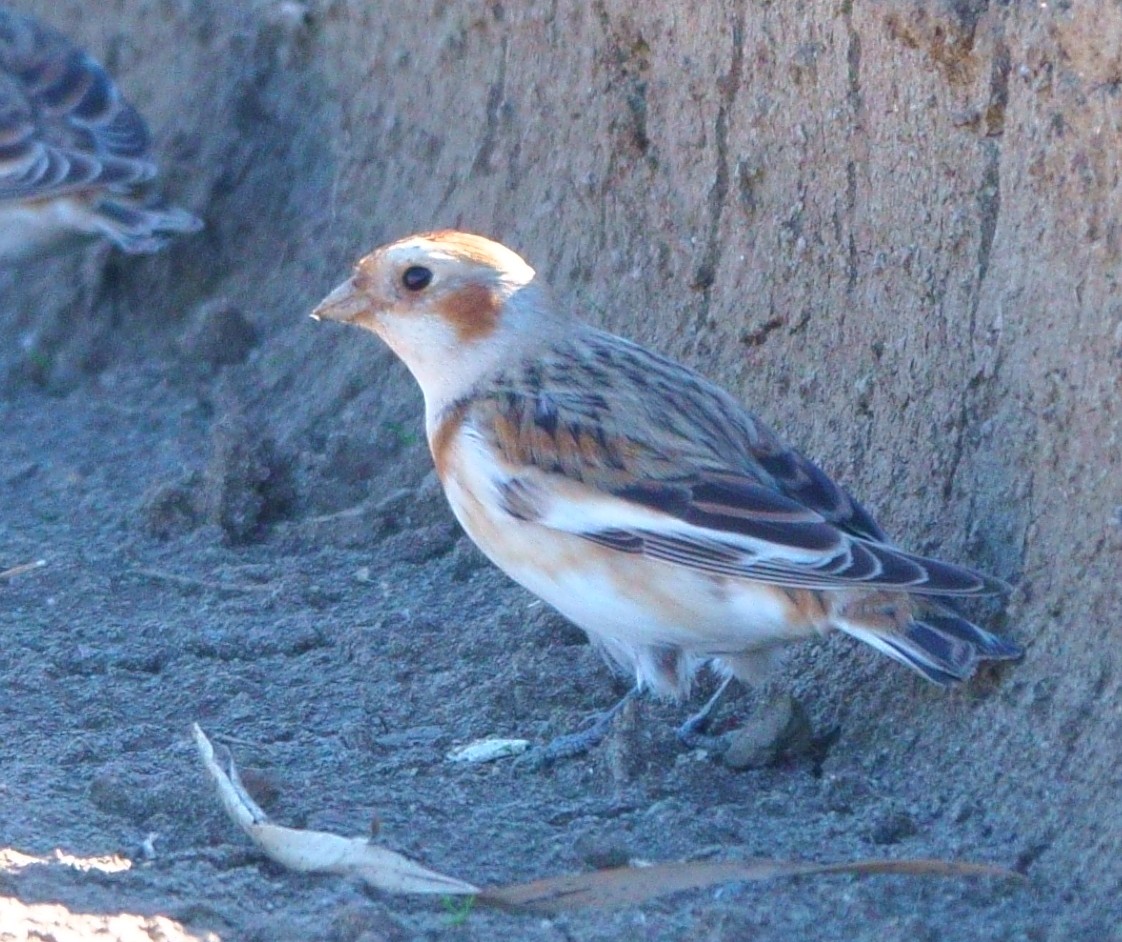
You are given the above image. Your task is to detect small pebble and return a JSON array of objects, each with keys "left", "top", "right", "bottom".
[
  {"left": 446, "top": 738, "right": 530, "bottom": 763},
  {"left": 869, "top": 810, "right": 919, "bottom": 845},
  {"left": 723, "top": 694, "right": 813, "bottom": 770}
]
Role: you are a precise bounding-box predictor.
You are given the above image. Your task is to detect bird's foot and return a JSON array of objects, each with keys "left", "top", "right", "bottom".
[
  {"left": 516, "top": 687, "right": 640, "bottom": 769},
  {"left": 678, "top": 684, "right": 827, "bottom": 768},
  {"left": 676, "top": 675, "right": 735, "bottom": 751}
]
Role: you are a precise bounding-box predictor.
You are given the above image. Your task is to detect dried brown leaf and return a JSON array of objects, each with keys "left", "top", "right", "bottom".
[
  {"left": 480, "top": 857, "right": 1021, "bottom": 913},
  {"left": 193, "top": 724, "right": 479, "bottom": 896},
  {"left": 193, "top": 723, "right": 1023, "bottom": 915}
]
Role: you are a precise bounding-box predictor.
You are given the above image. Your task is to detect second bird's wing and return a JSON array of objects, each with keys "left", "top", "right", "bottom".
[{"left": 0, "top": 9, "right": 154, "bottom": 202}]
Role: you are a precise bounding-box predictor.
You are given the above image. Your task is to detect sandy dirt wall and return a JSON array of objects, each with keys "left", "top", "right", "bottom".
[{"left": 2, "top": 1, "right": 1120, "bottom": 940}]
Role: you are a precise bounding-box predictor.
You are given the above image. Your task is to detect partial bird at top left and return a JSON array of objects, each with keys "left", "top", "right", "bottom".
[{"left": 0, "top": 6, "right": 202, "bottom": 261}]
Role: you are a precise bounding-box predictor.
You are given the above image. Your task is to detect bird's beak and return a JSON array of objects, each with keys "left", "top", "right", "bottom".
[{"left": 311, "top": 278, "right": 369, "bottom": 324}]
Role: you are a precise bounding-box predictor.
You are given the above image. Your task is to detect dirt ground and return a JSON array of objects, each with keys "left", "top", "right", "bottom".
[{"left": 2, "top": 1, "right": 1121, "bottom": 940}]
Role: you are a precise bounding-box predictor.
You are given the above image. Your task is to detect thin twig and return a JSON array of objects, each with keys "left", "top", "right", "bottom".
[{"left": 0, "top": 559, "right": 46, "bottom": 581}]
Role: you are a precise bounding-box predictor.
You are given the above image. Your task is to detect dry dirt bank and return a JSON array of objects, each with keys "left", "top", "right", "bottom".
[{"left": 1, "top": 2, "right": 1119, "bottom": 939}]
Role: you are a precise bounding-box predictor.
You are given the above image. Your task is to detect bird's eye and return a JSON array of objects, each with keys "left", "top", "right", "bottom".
[{"left": 402, "top": 265, "right": 433, "bottom": 291}]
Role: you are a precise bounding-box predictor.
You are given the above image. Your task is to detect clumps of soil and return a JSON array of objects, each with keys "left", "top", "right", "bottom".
[
  {"left": 176, "top": 299, "right": 258, "bottom": 373},
  {"left": 138, "top": 412, "right": 293, "bottom": 543}
]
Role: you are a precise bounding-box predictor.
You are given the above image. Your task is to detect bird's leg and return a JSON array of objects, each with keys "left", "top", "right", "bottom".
[
  {"left": 680, "top": 672, "right": 826, "bottom": 768},
  {"left": 676, "top": 675, "right": 735, "bottom": 749},
  {"left": 517, "top": 685, "right": 641, "bottom": 768}
]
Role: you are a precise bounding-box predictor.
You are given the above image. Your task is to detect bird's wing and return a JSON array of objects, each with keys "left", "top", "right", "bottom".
[
  {"left": 461, "top": 342, "right": 1003, "bottom": 596},
  {"left": 0, "top": 10, "right": 155, "bottom": 202},
  {"left": 738, "top": 431, "right": 887, "bottom": 543}
]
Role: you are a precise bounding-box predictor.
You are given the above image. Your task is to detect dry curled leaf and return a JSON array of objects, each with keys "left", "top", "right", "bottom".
[
  {"left": 193, "top": 724, "right": 1023, "bottom": 914},
  {"left": 193, "top": 724, "right": 479, "bottom": 896}
]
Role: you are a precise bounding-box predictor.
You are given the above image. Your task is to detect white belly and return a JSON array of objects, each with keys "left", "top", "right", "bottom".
[
  {"left": 432, "top": 419, "right": 832, "bottom": 696},
  {"left": 442, "top": 470, "right": 819, "bottom": 673}
]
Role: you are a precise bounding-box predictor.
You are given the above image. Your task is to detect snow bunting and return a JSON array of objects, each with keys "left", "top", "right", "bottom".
[
  {"left": 0, "top": 7, "right": 201, "bottom": 261},
  {"left": 313, "top": 231, "right": 1021, "bottom": 752}
]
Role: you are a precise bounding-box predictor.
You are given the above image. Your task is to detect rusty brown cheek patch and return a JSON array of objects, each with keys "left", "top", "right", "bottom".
[{"left": 434, "top": 283, "right": 501, "bottom": 342}]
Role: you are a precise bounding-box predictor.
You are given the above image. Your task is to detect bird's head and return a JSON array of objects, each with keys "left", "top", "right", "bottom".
[{"left": 313, "top": 230, "right": 554, "bottom": 416}]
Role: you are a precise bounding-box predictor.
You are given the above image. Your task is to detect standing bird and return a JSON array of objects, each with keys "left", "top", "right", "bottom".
[
  {"left": 313, "top": 231, "right": 1021, "bottom": 759},
  {"left": 0, "top": 6, "right": 201, "bottom": 261}
]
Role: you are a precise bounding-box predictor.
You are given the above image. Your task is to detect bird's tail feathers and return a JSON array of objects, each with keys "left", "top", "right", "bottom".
[
  {"left": 837, "top": 607, "right": 1022, "bottom": 687},
  {"left": 93, "top": 198, "right": 203, "bottom": 253}
]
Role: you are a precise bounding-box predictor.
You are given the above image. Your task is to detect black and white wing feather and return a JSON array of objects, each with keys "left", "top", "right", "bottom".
[
  {"left": 471, "top": 328, "right": 1007, "bottom": 597},
  {"left": 0, "top": 9, "right": 153, "bottom": 201},
  {"left": 0, "top": 9, "right": 200, "bottom": 254}
]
